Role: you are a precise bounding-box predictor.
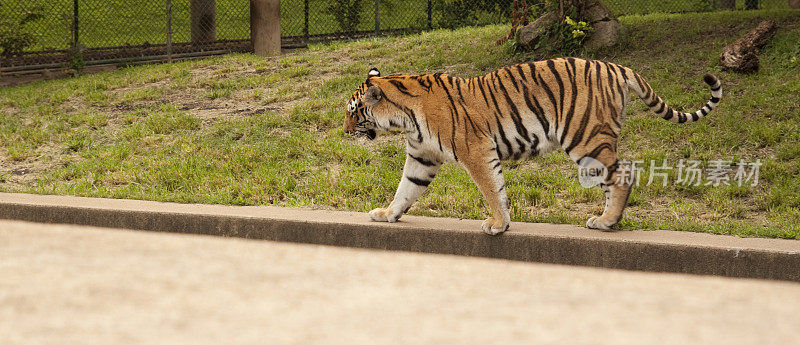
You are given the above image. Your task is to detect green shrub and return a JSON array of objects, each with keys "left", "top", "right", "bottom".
[
  {"left": 511, "top": 2, "right": 593, "bottom": 57},
  {"left": 0, "top": 3, "right": 44, "bottom": 57},
  {"left": 318, "top": 0, "right": 402, "bottom": 33},
  {"left": 434, "top": 0, "right": 517, "bottom": 29},
  {"left": 325, "top": 0, "right": 365, "bottom": 33}
]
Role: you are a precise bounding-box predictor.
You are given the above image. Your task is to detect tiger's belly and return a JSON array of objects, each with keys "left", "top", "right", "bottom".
[{"left": 493, "top": 120, "right": 558, "bottom": 161}]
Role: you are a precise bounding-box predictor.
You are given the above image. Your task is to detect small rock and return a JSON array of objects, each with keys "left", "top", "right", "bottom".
[
  {"left": 516, "top": 12, "right": 557, "bottom": 48},
  {"left": 584, "top": 20, "right": 624, "bottom": 51}
]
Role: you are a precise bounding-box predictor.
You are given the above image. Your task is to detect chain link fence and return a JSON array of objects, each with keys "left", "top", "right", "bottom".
[
  {"left": 1, "top": 0, "right": 251, "bottom": 72},
  {"left": 0, "top": 0, "right": 795, "bottom": 73}
]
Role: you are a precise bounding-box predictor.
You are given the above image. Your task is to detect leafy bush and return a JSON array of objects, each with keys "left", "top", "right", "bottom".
[
  {"left": 0, "top": 4, "right": 44, "bottom": 57},
  {"left": 555, "top": 15, "right": 593, "bottom": 54},
  {"left": 320, "top": 0, "right": 400, "bottom": 33},
  {"left": 509, "top": 2, "right": 592, "bottom": 57},
  {"left": 434, "top": 0, "right": 517, "bottom": 29},
  {"left": 325, "top": 0, "right": 365, "bottom": 33}
]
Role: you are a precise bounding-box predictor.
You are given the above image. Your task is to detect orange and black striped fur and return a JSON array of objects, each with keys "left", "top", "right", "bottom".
[{"left": 343, "top": 58, "right": 722, "bottom": 234}]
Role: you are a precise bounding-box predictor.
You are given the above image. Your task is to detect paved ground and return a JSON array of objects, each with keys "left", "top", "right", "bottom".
[
  {"left": 3, "top": 192, "right": 800, "bottom": 281},
  {"left": 2, "top": 220, "right": 799, "bottom": 345}
]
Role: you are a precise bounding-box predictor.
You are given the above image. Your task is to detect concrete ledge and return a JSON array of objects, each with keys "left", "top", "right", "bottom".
[{"left": 1, "top": 192, "right": 799, "bottom": 282}]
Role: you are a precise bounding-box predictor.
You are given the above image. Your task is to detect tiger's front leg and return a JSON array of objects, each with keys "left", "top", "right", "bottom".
[{"left": 369, "top": 152, "right": 441, "bottom": 223}]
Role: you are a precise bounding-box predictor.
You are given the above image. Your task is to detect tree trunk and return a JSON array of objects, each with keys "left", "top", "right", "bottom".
[
  {"left": 720, "top": 20, "right": 777, "bottom": 73},
  {"left": 790, "top": 0, "right": 800, "bottom": 9},
  {"left": 251, "top": 0, "right": 281, "bottom": 55},
  {"left": 720, "top": 0, "right": 736, "bottom": 9},
  {"left": 191, "top": 0, "right": 216, "bottom": 43},
  {"left": 516, "top": 0, "right": 622, "bottom": 51}
]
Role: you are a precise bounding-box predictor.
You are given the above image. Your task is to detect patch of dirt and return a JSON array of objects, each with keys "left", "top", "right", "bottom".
[
  {"left": 178, "top": 99, "right": 278, "bottom": 122},
  {"left": 93, "top": 51, "right": 343, "bottom": 126},
  {"left": 0, "top": 143, "right": 72, "bottom": 192},
  {"left": 0, "top": 105, "right": 19, "bottom": 117}
]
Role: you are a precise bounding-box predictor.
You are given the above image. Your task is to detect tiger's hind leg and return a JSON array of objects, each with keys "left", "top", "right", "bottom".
[
  {"left": 568, "top": 140, "right": 633, "bottom": 231},
  {"left": 461, "top": 147, "right": 510, "bottom": 235},
  {"left": 586, "top": 174, "right": 634, "bottom": 231}
]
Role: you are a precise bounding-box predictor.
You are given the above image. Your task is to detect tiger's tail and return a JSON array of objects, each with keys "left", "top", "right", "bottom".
[{"left": 625, "top": 72, "right": 722, "bottom": 124}]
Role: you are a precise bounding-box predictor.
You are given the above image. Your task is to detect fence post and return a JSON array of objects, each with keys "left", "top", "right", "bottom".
[
  {"left": 250, "top": 0, "right": 281, "bottom": 55},
  {"left": 190, "top": 0, "right": 217, "bottom": 42},
  {"left": 427, "top": 0, "right": 432, "bottom": 29},
  {"left": 72, "top": 0, "right": 79, "bottom": 49},
  {"left": 69, "top": 0, "right": 83, "bottom": 70},
  {"left": 166, "top": 0, "right": 173, "bottom": 62},
  {"left": 375, "top": 0, "right": 380, "bottom": 35},
  {"left": 304, "top": 0, "right": 309, "bottom": 42}
]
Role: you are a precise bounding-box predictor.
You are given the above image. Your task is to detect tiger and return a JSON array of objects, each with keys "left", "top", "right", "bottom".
[{"left": 343, "top": 57, "right": 722, "bottom": 235}]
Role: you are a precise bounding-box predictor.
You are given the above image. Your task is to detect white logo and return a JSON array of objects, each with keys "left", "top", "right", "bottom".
[{"left": 577, "top": 157, "right": 608, "bottom": 188}]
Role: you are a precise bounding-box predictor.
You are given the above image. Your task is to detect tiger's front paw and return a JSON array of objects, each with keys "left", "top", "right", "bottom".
[
  {"left": 586, "top": 216, "right": 616, "bottom": 231},
  {"left": 369, "top": 207, "right": 400, "bottom": 223},
  {"left": 481, "top": 217, "right": 509, "bottom": 235}
]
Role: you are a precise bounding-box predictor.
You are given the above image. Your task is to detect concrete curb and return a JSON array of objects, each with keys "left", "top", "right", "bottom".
[{"left": 1, "top": 192, "right": 799, "bottom": 282}]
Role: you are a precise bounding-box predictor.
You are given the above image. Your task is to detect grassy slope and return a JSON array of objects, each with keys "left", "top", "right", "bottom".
[{"left": 1, "top": 9, "right": 799, "bottom": 238}]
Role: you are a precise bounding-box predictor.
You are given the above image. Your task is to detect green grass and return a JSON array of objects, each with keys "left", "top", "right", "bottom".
[
  {"left": 1, "top": 9, "right": 799, "bottom": 239},
  {"left": 604, "top": 0, "right": 790, "bottom": 15}
]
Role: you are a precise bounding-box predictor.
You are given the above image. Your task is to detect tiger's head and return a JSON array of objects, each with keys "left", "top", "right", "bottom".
[{"left": 343, "top": 68, "right": 385, "bottom": 140}]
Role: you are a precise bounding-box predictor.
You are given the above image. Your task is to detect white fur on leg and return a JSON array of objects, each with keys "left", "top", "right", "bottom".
[
  {"left": 586, "top": 216, "right": 614, "bottom": 231},
  {"left": 481, "top": 217, "right": 509, "bottom": 235},
  {"left": 369, "top": 207, "right": 401, "bottom": 222},
  {"left": 369, "top": 152, "right": 441, "bottom": 223}
]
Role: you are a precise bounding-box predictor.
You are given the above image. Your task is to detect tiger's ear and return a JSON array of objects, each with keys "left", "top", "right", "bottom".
[
  {"left": 368, "top": 68, "right": 380, "bottom": 78},
  {"left": 362, "top": 85, "right": 382, "bottom": 106}
]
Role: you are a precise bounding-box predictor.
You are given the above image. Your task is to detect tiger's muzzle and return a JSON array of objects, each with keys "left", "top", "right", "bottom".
[{"left": 349, "top": 128, "right": 376, "bottom": 140}]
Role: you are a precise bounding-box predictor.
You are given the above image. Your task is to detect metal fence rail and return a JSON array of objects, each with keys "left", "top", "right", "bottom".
[{"left": 0, "top": 0, "right": 794, "bottom": 72}]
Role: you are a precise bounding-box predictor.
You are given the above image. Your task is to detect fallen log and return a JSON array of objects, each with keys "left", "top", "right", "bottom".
[{"left": 720, "top": 20, "right": 777, "bottom": 73}]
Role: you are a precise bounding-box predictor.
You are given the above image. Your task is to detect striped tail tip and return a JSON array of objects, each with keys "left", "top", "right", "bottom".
[
  {"left": 703, "top": 73, "right": 718, "bottom": 87},
  {"left": 658, "top": 74, "right": 722, "bottom": 124}
]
